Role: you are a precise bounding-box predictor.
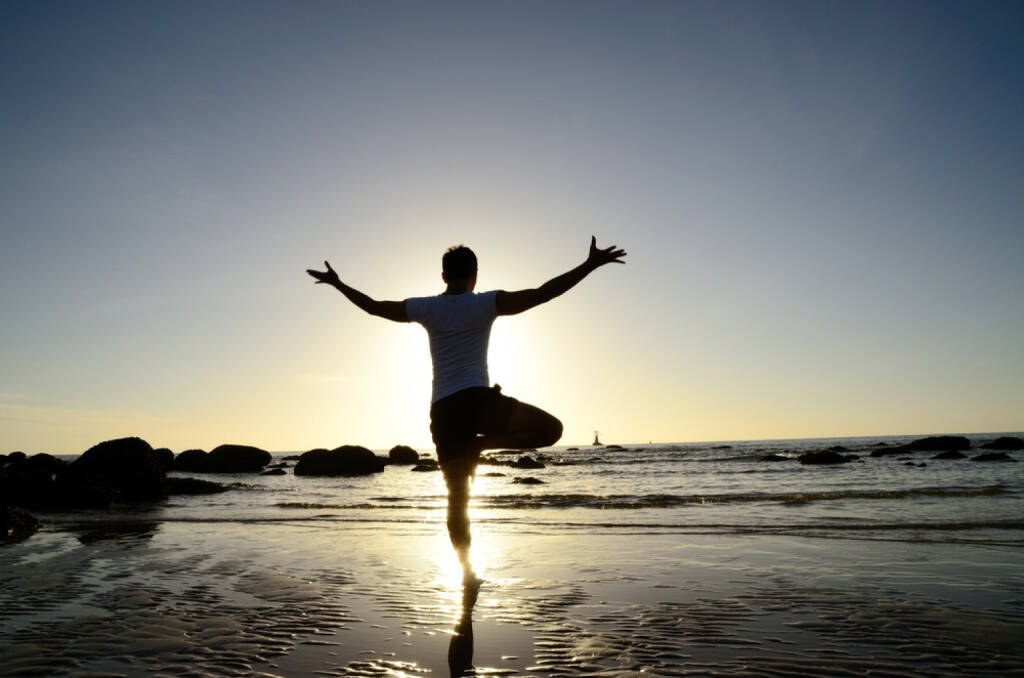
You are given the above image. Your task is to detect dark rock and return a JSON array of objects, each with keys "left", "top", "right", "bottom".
[
  {"left": 980, "top": 436, "right": 1024, "bottom": 451},
  {"left": 566, "top": 447, "right": 579, "bottom": 451},
  {"left": 165, "top": 477, "right": 229, "bottom": 495},
  {"left": 7, "top": 452, "right": 26, "bottom": 462},
  {"left": 1, "top": 506, "right": 40, "bottom": 541},
  {"left": 798, "top": 450, "right": 850, "bottom": 465},
  {"left": 282, "top": 454, "right": 301, "bottom": 460},
  {"left": 760, "top": 454, "right": 789, "bottom": 462},
  {"left": 512, "top": 455, "right": 545, "bottom": 470},
  {"left": 294, "top": 445, "right": 385, "bottom": 476},
  {"left": 828, "top": 445, "right": 849, "bottom": 452},
  {"left": 513, "top": 476, "right": 544, "bottom": 484},
  {"left": 970, "top": 452, "right": 1016, "bottom": 462},
  {"left": 605, "top": 444, "right": 626, "bottom": 451},
  {"left": 153, "top": 448, "right": 174, "bottom": 470},
  {"left": 206, "top": 444, "right": 272, "bottom": 473},
  {"left": 388, "top": 445, "right": 419, "bottom": 465},
  {"left": 0, "top": 459, "right": 56, "bottom": 509},
  {"left": 874, "top": 442, "right": 890, "bottom": 447},
  {"left": 902, "top": 436, "right": 971, "bottom": 452},
  {"left": 411, "top": 462, "right": 440, "bottom": 472},
  {"left": 711, "top": 445, "right": 733, "bottom": 450},
  {"left": 932, "top": 450, "right": 967, "bottom": 460},
  {"left": 172, "top": 449, "right": 210, "bottom": 472},
  {"left": 67, "top": 437, "right": 166, "bottom": 503},
  {"left": 260, "top": 468, "right": 287, "bottom": 476},
  {"left": 481, "top": 472, "right": 506, "bottom": 477}
]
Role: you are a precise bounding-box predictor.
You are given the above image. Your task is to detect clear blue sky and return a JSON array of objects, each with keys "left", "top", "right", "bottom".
[{"left": 2, "top": 1, "right": 1022, "bottom": 453}]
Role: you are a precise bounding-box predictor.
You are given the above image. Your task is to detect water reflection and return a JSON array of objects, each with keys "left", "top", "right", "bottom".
[{"left": 447, "top": 580, "right": 481, "bottom": 677}]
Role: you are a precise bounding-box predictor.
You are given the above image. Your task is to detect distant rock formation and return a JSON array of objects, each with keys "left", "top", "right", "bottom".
[
  {"left": 970, "top": 452, "right": 1016, "bottom": 462},
  {"left": 294, "top": 446, "right": 386, "bottom": 476},
  {"left": 513, "top": 476, "right": 544, "bottom": 484},
  {"left": 171, "top": 449, "right": 210, "bottom": 472},
  {"left": 760, "top": 454, "right": 789, "bottom": 462},
  {"left": 388, "top": 445, "right": 419, "bottom": 465},
  {"left": 871, "top": 435, "right": 971, "bottom": 457},
  {"left": 798, "top": 450, "right": 853, "bottom": 465},
  {"left": 65, "top": 437, "right": 166, "bottom": 504},
  {"left": 980, "top": 437, "right": 1024, "bottom": 451},
  {"left": 153, "top": 447, "right": 174, "bottom": 470},
  {"left": 931, "top": 450, "right": 967, "bottom": 460},
  {"left": 512, "top": 455, "right": 545, "bottom": 470}
]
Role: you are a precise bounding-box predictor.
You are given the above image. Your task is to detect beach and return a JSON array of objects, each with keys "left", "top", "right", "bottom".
[{"left": 3, "top": 435, "right": 1024, "bottom": 676}]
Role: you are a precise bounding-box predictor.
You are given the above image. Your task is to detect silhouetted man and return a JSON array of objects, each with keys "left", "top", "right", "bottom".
[{"left": 307, "top": 236, "right": 626, "bottom": 583}]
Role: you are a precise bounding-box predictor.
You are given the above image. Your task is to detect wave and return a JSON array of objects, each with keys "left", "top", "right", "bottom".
[{"left": 273, "top": 485, "right": 1009, "bottom": 511}]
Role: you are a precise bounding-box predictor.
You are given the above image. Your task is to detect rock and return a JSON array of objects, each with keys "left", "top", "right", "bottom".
[
  {"left": 153, "top": 448, "right": 174, "bottom": 470},
  {"left": 513, "top": 476, "right": 544, "bottom": 484},
  {"left": 294, "top": 445, "right": 386, "bottom": 476},
  {"left": 172, "top": 449, "right": 210, "bottom": 472},
  {"left": 388, "top": 445, "right": 419, "bottom": 465},
  {"left": 512, "top": 455, "right": 545, "bottom": 470},
  {"left": 980, "top": 436, "right": 1024, "bottom": 451},
  {"left": 874, "top": 442, "right": 890, "bottom": 447},
  {"left": 282, "top": 454, "right": 301, "bottom": 460},
  {"left": 605, "top": 444, "right": 626, "bottom": 451},
  {"left": 260, "top": 468, "right": 287, "bottom": 476},
  {"left": 411, "top": 462, "right": 440, "bottom": 472},
  {"left": 481, "top": 472, "right": 506, "bottom": 477},
  {"left": 711, "top": 445, "right": 733, "bottom": 450},
  {"left": 828, "top": 445, "right": 849, "bottom": 452},
  {"left": 932, "top": 450, "right": 967, "bottom": 460},
  {"left": 7, "top": 451, "right": 26, "bottom": 462},
  {"left": 1, "top": 506, "right": 40, "bottom": 541},
  {"left": 566, "top": 447, "right": 579, "bottom": 451},
  {"left": 66, "top": 437, "right": 166, "bottom": 503},
  {"left": 28, "top": 453, "right": 67, "bottom": 475},
  {"left": 902, "top": 436, "right": 971, "bottom": 452},
  {"left": 760, "top": 454, "right": 789, "bottom": 462},
  {"left": 206, "top": 444, "right": 272, "bottom": 473},
  {"left": 0, "top": 459, "right": 56, "bottom": 509},
  {"left": 798, "top": 450, "right": 850, "bottom": 465},
  {"left": 165, "top": 477, "right": 229, "bottom": 495},
  {"left": 970, "top": 452, "right": 1016, "bottom": 462}
]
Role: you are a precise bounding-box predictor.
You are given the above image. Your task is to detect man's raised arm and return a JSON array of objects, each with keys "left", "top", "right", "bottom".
[
  {"left": 496, "top": 236, "right": 626, "bottom": 316},
  {"left": 306, "top": 260, "right": 409, "bottom": 323}
]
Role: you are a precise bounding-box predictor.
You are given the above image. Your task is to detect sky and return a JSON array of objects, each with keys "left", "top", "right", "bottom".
[{"left": 1, "top": 0, "right": 1022, "bottom": 454}]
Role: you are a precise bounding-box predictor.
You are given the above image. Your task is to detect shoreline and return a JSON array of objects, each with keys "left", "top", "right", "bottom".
[{"left": 3, "top": 519, "right": 1023, "bottom": 677}]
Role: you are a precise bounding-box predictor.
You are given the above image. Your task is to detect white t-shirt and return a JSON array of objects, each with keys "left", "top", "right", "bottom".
[{"left": 405, "top": 291, "right": 499, "bottom": 402}]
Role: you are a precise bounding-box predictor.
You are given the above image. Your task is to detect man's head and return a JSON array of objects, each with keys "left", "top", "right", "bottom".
[{"left": 442, "top": 245, "right": 478, "bottom": 291}]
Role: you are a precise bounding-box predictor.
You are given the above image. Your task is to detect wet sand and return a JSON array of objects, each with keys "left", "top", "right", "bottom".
[{"left": 2, "top": 518, "right": 1023, "bottom": 677}]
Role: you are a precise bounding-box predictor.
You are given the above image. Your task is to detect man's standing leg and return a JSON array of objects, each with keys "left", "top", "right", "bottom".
[{"left": 441, "top": 442, "right": 483, "bottom": 582}]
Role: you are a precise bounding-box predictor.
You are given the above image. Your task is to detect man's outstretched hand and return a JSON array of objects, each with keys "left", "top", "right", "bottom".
[
  {"left": 307, "top": 260, "right": 341, "bottom": 286},
  {"left": 586, "top": 236, "right": 627, "bottom": 268}
]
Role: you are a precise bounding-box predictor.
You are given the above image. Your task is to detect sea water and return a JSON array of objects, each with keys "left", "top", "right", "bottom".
[{"left": 44, "top": 432, "right": 1024, "bottom": 546}]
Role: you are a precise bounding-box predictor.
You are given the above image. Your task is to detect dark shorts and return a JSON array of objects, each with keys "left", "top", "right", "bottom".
[{"left": 430, "top": 385, "right": 518, "bottom": 464}]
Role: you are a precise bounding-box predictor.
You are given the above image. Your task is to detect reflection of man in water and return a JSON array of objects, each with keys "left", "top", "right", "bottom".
[{"left": 307, "top": 237, "right": 626, "bottom": 582}]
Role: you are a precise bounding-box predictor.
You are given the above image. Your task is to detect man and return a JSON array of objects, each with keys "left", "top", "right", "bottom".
[{"left": 307, "top": 236, "right": 626, "bottom": 582}]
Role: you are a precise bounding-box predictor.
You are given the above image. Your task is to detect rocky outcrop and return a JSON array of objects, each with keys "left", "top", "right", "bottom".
[
  {"left": 970, "top": 452, "right": 1016, "bottom": 462},
  {"left": 513, "top": 476, "right": 544, "bottom": 484},
  {"left": 932, "top": 450, "right": 967, "bottom": 460},
  {"left": 760, "top": 454, "right": 789, "bottom": 462},
  {"left": 903, "top": 436, "right": 971, "bottom": 452},
  {"left": 798, "top": 450, "right": 852, "bottom": 465},
  {"left": 165, "top": 477, "right": 229, "bottom": 495},
  {"left": 512, "top": 456, "right": 545, "bottom": 470},
  {"left": 294, "top": 446, "right": 385, "bottom": 477},
  {"left": 980, "top": 437, "right": 1024, "bottom": 451},
  {"left": 388, "top": 445, "right": 419, "bottom": 465},
  {"left": 260, "top": 468, "right": 287, "bottom": 476},
  {"left": 206, "top": 445, "right": 272, "bottom": 473}
]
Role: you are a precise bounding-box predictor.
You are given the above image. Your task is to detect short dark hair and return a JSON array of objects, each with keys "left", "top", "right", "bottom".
[{"left": 442, "top": 245, "right": 477, "bottom": 279}]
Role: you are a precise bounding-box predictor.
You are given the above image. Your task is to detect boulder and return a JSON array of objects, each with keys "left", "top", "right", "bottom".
[
  {"left": 481, "top": 472, "right": 506, "bottom": 477},
  {"left": 1, "top": 506, "right": 40, "bottom": 541},
  {"left": 206, "top": 444, "right": 272, "bottom": 473},
  {"left": 0, "top": 458, "right": 57, "bottom": 509},
  {"left": 294, "top": 445, "right": 385, "bottom": 477},
  {"left": 7, "top": 452, "right": 26, "bottom": 462},
  {"left": 67, "top": 437, "right": 166, "bottom": 503},
  {"left": 932, "top": 450, "right": 967, "bottom": 460},
  {"left": 172, "top": 449, "right": 210, "bottom": 472},
  {"left": 902, "top": 436, "right": 971, "bottom": 452},
  {"left": 980, "top": 437, "right": 1024, "bottom": 451},
  {"left": 760, "top": 454, "right": 789, "bottom": 462},
  {"left": 153, "top": 448, "right": 175, "bottom": 470},
  {"left": 388, "top": 445, "right": 419, "bottom": 465},
  {"left": 260, "top": 468, "right": 287, "bottom": 476},
  {"left": 970, "top": 452, "right": 1016, "bottom": 462},
  {"left": 411, "top": 462, "right": 440, "bottom": 472},
  {"left": 513, "top": 476, "right": 544, "bottom": 484},
  {"left": 165, "top": 477, "right": 229, "bottom": 495},
  {"left": 512, "top": 456, "right": 545, "bottom": 470},
  {"left": 798, "top": 450, "right": 850, "bottom": 465}
]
